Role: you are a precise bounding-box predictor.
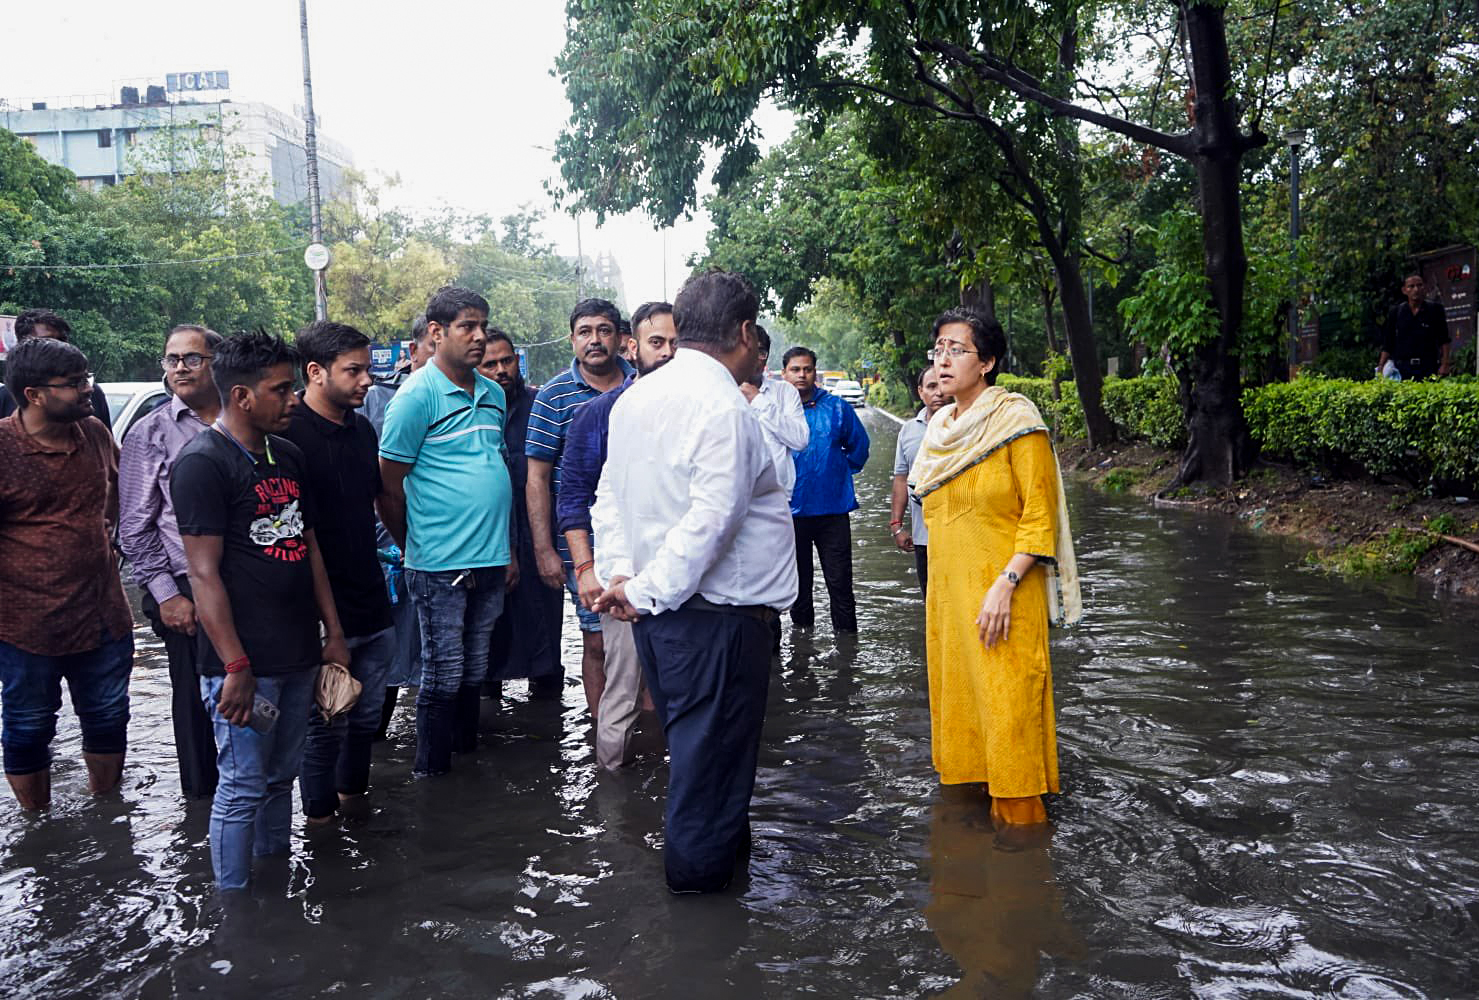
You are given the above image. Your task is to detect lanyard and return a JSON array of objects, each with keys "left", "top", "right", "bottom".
[{"left": 213, "top": 420, "right": 275, "bottom": 466}]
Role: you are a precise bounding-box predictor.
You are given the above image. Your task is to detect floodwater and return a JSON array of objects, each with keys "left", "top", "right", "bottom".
[{"left": 3, "top": 408, "right": 1478, "bottom": 998}]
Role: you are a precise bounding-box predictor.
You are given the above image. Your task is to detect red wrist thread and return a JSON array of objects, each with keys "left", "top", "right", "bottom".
[{"left": 224, "top": 656, "right": 251, "bottom": 674}]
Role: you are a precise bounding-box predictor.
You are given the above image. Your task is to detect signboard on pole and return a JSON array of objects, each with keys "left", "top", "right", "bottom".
[{"left": 1417, "top": 245, "right": 1476, "bottom": 368}]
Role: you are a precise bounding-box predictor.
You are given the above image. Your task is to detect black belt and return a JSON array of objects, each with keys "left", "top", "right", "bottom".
[{"left": 679, "top": 595, "right": 778, "bottom": 623}]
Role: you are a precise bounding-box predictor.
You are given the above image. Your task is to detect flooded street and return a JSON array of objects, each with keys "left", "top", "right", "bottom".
[{"left": 3, "top": 407, "right": 1477, "bottom": 997}]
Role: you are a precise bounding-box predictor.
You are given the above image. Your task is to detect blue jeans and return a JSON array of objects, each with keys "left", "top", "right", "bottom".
[
  {"left": 298, "top": 628, "right": 396, "bottom": 818},
  {"left": 201, "top": 670, "right": 315, "bottom": 891},
  {"left": 406, "top": 567, "right": 505, "bottom": 774},
  {"left": 0, "top": 634, "right": 132, "bottom": 775},
  {"left": 564, "top": 565, "right": 603, "bottom": 632}
]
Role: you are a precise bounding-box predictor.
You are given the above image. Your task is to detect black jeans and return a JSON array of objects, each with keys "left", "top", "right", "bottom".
[
  {"left": 791, "top": 514, "right": 858, "bottom": 632},
  {"left": 142, "top": 576, "right": 218, "bottom": 798},
  {"left": 914, "top": 544, "right": 929, "bottom": 597},
  {"left": 635, "top": 606, "right": 772, "bottom": 893}
]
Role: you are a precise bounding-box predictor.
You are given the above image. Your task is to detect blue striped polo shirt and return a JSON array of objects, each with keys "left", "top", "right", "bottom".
[
  {"left": 379, "top": 362, "right": 512, "bottom": 573},
  {"left": 525, "top": 357, "right": 634, "bottom": 499}
]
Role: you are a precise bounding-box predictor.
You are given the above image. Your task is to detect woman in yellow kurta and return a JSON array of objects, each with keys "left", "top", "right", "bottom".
[{"left": 909, "top": 307, "right": 1081, "bottom": 826}]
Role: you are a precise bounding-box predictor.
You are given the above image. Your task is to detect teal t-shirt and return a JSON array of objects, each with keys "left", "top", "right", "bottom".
[{"left": 378, "top": 363, "right": 512, "bottom": 572}]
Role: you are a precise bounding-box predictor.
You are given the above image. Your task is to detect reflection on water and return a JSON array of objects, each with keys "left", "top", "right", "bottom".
[{"left": 2, "top": 408, "right": 1478, "bottom": 997}]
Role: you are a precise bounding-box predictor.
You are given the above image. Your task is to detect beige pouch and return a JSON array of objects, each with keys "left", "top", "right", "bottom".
[{"left": 314, "top": 661, "right": 363, "bottom": 723}]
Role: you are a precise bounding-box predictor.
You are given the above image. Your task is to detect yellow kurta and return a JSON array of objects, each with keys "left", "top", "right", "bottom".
[{"left": 922, "top": 429, "right": 1060, "bottom": 796}]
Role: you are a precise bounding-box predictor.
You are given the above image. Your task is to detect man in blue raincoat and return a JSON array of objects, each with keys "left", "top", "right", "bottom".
[{"left": 781, "top": 347, "right": 870, "bottom": 633}]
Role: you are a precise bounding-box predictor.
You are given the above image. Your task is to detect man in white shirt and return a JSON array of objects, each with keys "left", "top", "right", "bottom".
[
  {"left": 592, "top": 269, "right": 797, "bottom": 894},
  {"left": 740, "top": 325, "right": 809, "bottom": 501}
]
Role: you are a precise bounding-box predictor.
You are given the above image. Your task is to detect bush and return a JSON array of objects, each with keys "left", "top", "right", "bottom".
[
  {"left": 866, "top": 378, "right": 913, "bottom": 417},
  {"left": 999, "top": 374, "right": 1181, "bottom": 448},
  {"left": 1303, "top": 346, "right": 1377, "bottom": 381},
  {"left": 1100, "top": 376, "right": 1185, "bottom": 449},
  {"left": 1243, "top": 378, "right": 1479, "bottom": 491}
]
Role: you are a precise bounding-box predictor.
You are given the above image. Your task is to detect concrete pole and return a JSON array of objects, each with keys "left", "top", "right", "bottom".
[{"left": 300, "top": 0, "right": 328, "bottom": 321}]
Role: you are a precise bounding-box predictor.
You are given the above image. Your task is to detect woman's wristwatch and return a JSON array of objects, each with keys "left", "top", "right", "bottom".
[{"left": 999, "top": 569, "right": 1021, "bottom": 586}]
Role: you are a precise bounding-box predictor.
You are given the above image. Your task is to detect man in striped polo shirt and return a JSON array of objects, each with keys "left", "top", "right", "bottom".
[{"left": 525, "top": 298, "right": 633, "bottom": 719}]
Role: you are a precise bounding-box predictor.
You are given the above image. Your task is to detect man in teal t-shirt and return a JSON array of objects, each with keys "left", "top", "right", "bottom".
[{"left": 379, "top": 286, "right": 516, "bottom": 775}]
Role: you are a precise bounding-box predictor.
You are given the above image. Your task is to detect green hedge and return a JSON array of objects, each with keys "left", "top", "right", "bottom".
[
  {"left": 1243, "top": 377, "right": 1479, "bottom": 490},
  {"left": 999, "top": 374, "right": 1183, "bottom": 448}
]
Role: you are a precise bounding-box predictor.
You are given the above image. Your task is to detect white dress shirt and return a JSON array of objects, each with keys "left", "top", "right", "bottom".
[
  {"left": 592, "top": 348, "right": 798, "bottom": 614},
  {"left": 748, "top": 376, "right": 809, "bottom": 499}
]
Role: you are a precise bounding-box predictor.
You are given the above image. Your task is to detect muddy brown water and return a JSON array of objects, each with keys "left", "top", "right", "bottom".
[{"left": 2, "top": 409, "right": 1477, "bottom": 998}]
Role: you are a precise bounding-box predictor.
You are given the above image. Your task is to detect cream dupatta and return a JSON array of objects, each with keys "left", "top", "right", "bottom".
[{"left": 908, "top": 385, "right": 1082, "bottom": 626}]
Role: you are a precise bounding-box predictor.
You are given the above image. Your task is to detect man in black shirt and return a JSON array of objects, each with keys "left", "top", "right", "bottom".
[
  {"left": 0, "top": 310, "right": 112, "bottom": 428},
  {"left": 281, "top": 321, "right": 396, "bottom": 827},
  {"left": 1379, "top": 274, "right": 1451, "bottom": 380},
  {"left": 171, "top": 331, "right": 349, "bottom": 891}
]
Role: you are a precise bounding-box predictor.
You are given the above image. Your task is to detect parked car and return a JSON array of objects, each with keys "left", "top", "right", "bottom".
[
  {"left": 100, "top": 381, "right": 170, "bottom": 445},
  {"left": 834, "top": 379, "right": 866, "bottom": 407}
]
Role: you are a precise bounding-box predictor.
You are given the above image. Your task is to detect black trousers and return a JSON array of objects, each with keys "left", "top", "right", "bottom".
[
  {"left": 915, "top": 544, "right": 929, "bottom": 596},
  {"left": 791, "top": 513, "right": 858, "bottom": 632},
  {"left": 635, "top": 606, "right": 772, "bottom": 893},
  {"left": 141, "top": 576, "right": 218, "bottom": 798}
]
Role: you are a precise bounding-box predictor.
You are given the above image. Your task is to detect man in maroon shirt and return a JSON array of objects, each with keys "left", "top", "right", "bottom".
[{"left": 0, "top": 337, "right": 134, "bottom": 810}]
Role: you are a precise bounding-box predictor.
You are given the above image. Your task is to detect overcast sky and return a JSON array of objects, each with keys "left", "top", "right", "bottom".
[{"left": 1, "top": 1, "right": 793, "bottom": 309}]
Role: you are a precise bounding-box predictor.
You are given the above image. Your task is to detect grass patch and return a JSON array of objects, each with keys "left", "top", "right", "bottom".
[
  {"left": 1101, "top": 468, "right": 1141, "bottom": 493},
  {"left": 1309, "top": 525, "right": 1442, "bottom": 576}
]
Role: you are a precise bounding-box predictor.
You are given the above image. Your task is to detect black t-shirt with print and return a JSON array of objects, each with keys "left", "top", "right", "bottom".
[{"left": 170, "top": 428, "right": 320, "bottom": 677}]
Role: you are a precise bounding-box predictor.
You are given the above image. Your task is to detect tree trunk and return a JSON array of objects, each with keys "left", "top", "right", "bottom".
[
  {"left": 1170, "top": 1, "right": 1257, "bottom": 487},
  {"left": 1050, "top": 245, "right": 1114, "bottom": 445},
  {"left": 960, "top": 276, "right": 997, "bottom": 322}
]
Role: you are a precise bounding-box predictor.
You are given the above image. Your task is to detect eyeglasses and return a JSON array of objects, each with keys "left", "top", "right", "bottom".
[
  {"left": 161, "top": 353, "right": 213, "bottom": 371},
  {"left": 39, "top": 373, "right": 95, "bottom": 391},
  {"left": 927, "top": 343, "right": 978, "bottom": 361}
]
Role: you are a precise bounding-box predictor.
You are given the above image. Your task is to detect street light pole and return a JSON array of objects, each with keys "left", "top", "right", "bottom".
[
  {"left": 300, "top": 0, "right": 328, "bottom": 321},
  {"left": 1284, "top": 127, "right": 1307, "bottom": 377}
]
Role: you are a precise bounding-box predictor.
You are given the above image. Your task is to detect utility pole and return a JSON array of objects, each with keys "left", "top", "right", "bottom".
[
  {"left": 300, "top": 0, "right": 328, "bottom": 321},
  {"left": 1284, "top": 128, "right": 1307, "bottom": 377}
]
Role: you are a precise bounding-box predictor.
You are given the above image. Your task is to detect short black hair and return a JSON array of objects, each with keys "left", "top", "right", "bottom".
[
  {"left": 212, "top": 330, "right": 300, "bottom": 398},
  {"left": 409, "top": 313, "right": 431, "bottom": 344},
  {"left": 486, "top": 327, "right": 514, "bottom": 353},
  {"left": 167, "top": 324, "right": 224, "bottom": 351},
  {"left": 754, "top": 324, "right": 771, "bottom": 353},
  {"left": 916, "top": 365, "right": 936, "bottom": 388},
  {"left": 426, "top": 286, "right": 490, "bottom": 327},
  {"left": 569, "top": 297, "right": 621, "bottom": 333},
  {"left": 15, "top": 309, "right": 73, "bottom": 342},
  {"left": 5, "top": 337, "right": 88, "bottom": 410},
  {"left": 673, "top": 270, "right": 758, "bottom": 351},
  {"left": 296, "top": 320, "right": 370, "bottom": 377},
  {"left": 781, "top": 346, "right": 816, "bottom": 368},
  {"left": 630, "top": 301, "right": 674, "bottom": 336},
  {"left": 932, "top": 306, "right": 1008, "bottom": 385}
]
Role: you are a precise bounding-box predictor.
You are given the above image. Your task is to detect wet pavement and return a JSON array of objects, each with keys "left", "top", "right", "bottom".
[{"left": 2, "top": 407, "right": 1477, "bottom": 997}]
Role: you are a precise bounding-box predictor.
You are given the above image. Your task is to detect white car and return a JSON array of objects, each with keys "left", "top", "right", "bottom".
[
  {"left": 834, "top": 379, "right": 866, "bottom": 407},
  {"left": 100, "top": 381, "right": 170, "bottom": 445}
]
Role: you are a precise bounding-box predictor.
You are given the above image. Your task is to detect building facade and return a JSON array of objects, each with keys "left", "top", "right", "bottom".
[{"left": 2, "top": 95, "right": 353, "bottom": 206}]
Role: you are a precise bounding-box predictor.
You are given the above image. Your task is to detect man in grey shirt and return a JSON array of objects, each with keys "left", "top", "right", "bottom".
[{"left": 889, "top": 366, "right": 949, "bottom": 594}]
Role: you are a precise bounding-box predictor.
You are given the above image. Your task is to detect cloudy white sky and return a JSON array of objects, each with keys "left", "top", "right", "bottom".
[{"left": 1, "top": 0, "right": 794, "bottom": 308}]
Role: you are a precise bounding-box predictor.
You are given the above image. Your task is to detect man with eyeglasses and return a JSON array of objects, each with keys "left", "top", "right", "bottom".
[
  {"left": 118, "top": 325, "right": 224, "bottom": 798},
  {"left": 0, "top": 309, "right": 112, "bottom": 428},
  {"left": 525, "top": 298, "right": 633, "bottom": 718},
  {"left": 0, "top": 337, "right": 133, "bottom": 811},
  {"left": 781, "top": 346, "right": 870, "bottom": 634}
]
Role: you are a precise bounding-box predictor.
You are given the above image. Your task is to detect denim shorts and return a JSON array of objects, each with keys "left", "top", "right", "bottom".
[
  {"left": 565, "top": 565, "right": 603, "bottom": 633},
  {"left": 0, "top": 633, "right": 133, "bottom": 775}
]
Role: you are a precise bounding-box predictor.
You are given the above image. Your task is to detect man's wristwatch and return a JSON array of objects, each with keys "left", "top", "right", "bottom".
[{"left": 1000, "top": 569, "right": 1021, "bottom": 586}]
